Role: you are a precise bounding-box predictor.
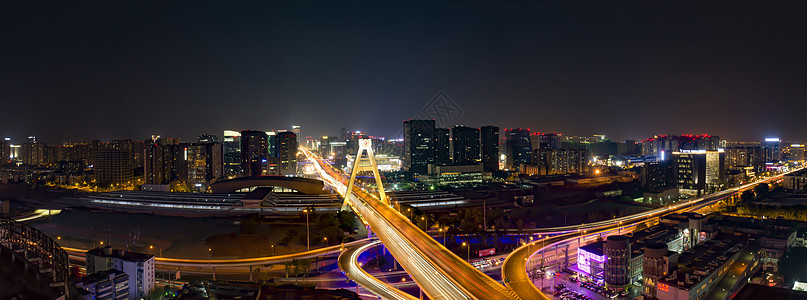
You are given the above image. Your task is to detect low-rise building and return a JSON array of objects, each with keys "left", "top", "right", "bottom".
[
  {"left": 76, "top": 269, "right": 129, "bottom": 300},
  {"left": 86, "top": 247, "right": 155, "bottom": 299}
]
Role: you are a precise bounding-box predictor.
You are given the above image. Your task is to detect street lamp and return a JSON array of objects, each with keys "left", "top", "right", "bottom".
[
  {"left": 462, "top": 242, "right": 470, "bottom": 261},
  {"left": 271, "top": 244, "right": 276, "bottom": 256},
  {"left": 303, "top": 209, "right": 310, "bottom": 251},
  {"left": 323, "top": 237, "right": 328, "bottom": 246}
]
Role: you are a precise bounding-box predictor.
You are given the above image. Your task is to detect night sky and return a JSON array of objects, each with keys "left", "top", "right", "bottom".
[{"left": 2, "top": 1, "right": 807, "bottom": 143}]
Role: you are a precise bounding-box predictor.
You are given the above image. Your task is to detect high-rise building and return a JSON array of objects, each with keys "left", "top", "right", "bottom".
[
  {"left": 505, "top": 128, "right": 532, "bottom": 170},
  {"left": 762, "top": 137, "right": 781, "bottom": 162},
  {"left": 673, "top": 150, "right": 725, "bottom": 195},
  {"left": 538, "top": 133, "right": 561, "bottom": 150},
  {"left": 95, "top": 148, "right": 133, "bottom": 185},
  {"left": 21, "top": 140, "right": 48, "bottom": 166},
  {"left": 480, "top": 126, "right": 499, "bottom": 172},
  {"left": 641, "top": 135, "right": 721, "bottom": 158},
  {"left": 725, "top": 146, "right": 764, "bottom": 173},
  {"left": 186, "top": 143, "right": 222, "bottom": 191},
  {"left": 786, "top": 144, "right": 805, "bottom": 162},
  {"left": 532, "top": 148, "right": 588, "bottom": 175},
  {"left": 0, "top": 140, "right": 10, "bottom": 165},
  {"left": 403, "top": 120, "right": 435, "bottom": 175},
  {"left": 143, "top": 143, "right": 172, "bottom": 185},
  {"left": 641, "top": 160, "right": 676, "bottom": 190},
  {"left": 197, "top": 133, "right": 218, "bottom": 144},
  {"left": 292, "top": 125, "right": 301, "bottom": 142},
  {"left": 222, "top": 130, "right": 241, "bottom": 177},
  {"left": 451, "top": 125, "right": 480, "bottom": 165},
  {"left": 276, "top": 131, "right": 298, "bottom": 176},
  {"left": 86, "top": 247, "right": 154, "bottom": 299},
  {"left": 240, "top": 130, "right": 268, "bottom": 177},
  {"left": 434, "top": 128, "right": 451, "bottom": 165}
]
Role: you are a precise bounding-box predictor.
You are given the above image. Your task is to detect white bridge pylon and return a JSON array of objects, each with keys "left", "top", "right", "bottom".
[{"left": 342, "top": 138, "right": 389, "bottom": 211}]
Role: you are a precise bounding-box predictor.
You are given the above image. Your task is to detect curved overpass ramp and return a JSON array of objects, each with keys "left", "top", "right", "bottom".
[{"left": 210, "top": 176, "right": 328, "bottom": 194}]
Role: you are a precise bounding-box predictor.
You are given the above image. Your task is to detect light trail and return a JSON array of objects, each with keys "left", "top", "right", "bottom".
[
  {"left": 14, "top": 209, "right": 61, "bottom": 222},
  {"left": 338, "top": 239, "right": 419, "bottom": 300},
  {"left": 304, "top": 147, "right": 519, "bottom": 300},
  {"left": 501, "top": 165, "right": 805, "bottom": 299}
]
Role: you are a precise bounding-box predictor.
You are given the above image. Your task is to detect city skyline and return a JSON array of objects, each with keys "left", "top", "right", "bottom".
[{"left": 3, "top": 1, "right": 807, "bottom": 142}]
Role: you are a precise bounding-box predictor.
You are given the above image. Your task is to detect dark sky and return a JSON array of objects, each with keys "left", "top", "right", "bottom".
[{"left": 2, "top": 1, "right": 807, "bottom": 143}]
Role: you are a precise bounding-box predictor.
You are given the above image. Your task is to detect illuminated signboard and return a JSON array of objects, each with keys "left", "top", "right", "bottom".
[
  {"left": 477, "top": 248, "right": 496, "bottom": 257},
  {"left": 577, "top": 246, "right": 605, "bottom": 275},
  {"left": 658, "top": 282, "right": 669, "bottom": 292}
]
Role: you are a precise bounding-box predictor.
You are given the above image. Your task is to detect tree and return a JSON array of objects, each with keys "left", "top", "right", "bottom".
[
  {"left": 336, "top": 210, "right": 358, "bottom": 233},
  {"left": 318, "top": 212, "right": 337, "bottom": 227},
  {"left": 740, "top": 190, "right": 755, "bottom": 204},
  {"left": 754, "top": 183, "right": 770, "bottom": 199},
  {"left": 320, "top": 226, "right": 344, "bottom": 244},
  {"left": 779, "top": 248, "right": 807, "bottom": 282}
]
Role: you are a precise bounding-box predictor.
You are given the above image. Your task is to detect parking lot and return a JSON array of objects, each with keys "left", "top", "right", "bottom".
[{"left": 533, "top": 270, "right": 636, "bottom": 300}]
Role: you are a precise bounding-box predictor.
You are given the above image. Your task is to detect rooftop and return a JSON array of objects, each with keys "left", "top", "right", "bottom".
[{"left": 87, "top": 247, "right": 154, "bottom": 262}]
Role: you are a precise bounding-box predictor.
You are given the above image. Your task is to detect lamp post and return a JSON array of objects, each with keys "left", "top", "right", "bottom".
[
  {"left": 483, "top": 199, "right": 487, "bottom": 230},
  {"left": 303, "top": 209, "right": 310, "bottom": 251},
  {"left": 271, "top": 244, "right": 276, "bottom": 256},
  {"left": 324, "top": 237, "right": 328, "bottom": 247},
  {"left": 462, "top": 242, "right": 470, "bottom": 261}
]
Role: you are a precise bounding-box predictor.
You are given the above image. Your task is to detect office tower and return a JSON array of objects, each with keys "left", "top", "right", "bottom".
[
  {"left": 539, "top": 133, "right": 560, "bottom": 150},
  {"left": 641, "top": 160, "right": 675, "bottom": 190},
  {"left": 267, "top": 131, "right": 277, "bottom": 157},
  {"left": 186, "top": 143, "right": 222, "bottom": 191},
  {"left": 434, "top": 128, "right": 451, "bottom": 164},
  {"left": 240, "top": 130, "right": 268, "bottom": 177},
  {"left": 403, "top": 119, "right": 435, "bottom": 175},
  {"left": 505, "top": 128, "right": 532, "bottom": 169},
  {"left": 319, "top": 136, "right": 333, "bottom": 157},
  {"left": 197, "top": 133, "right": 218, "bottom": 144},
  {"left": 222, "top": 130, "right": 241, "bottom": 177},
  {"left": 276, "top": 131, "right": 298, "bottom": 176},
  {"left": 480, "top": 126, "right": 499, "bottom": 172},
  {"left": 788, "top": 144, "right": 805, "bottom": 161},
  {"left": 86, "top": 247, "right": 155, "bottom": 299},
  {"left": 673, "top": 150, "right": 725, "bottom": 195},
  {"left": 345, "top": 131, "right": 367, "bottom": 155},
  {"left": 451, "top": 125, "right": 480, "bottom": 165},
  {"left": 641, "top": 135, "right": 721, "bottom": 157},
  {"left": 292, "top": 125, "right": 301, "bottom": 141},
  {"left": 762, "top": 137, "right": 781, "bottom": 162}
]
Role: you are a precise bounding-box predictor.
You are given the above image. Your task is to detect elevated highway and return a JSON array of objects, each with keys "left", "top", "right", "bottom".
[
  {"left": 304, "top": 146, "right": 519, "bottom": 300},
  {"left": 501, "top": 166, "right": 803, "bottom": 299}
]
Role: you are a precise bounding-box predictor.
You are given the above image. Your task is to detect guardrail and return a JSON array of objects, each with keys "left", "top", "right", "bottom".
[{"left": 0, "top": 217, "right": 69, "bottom": 298}]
